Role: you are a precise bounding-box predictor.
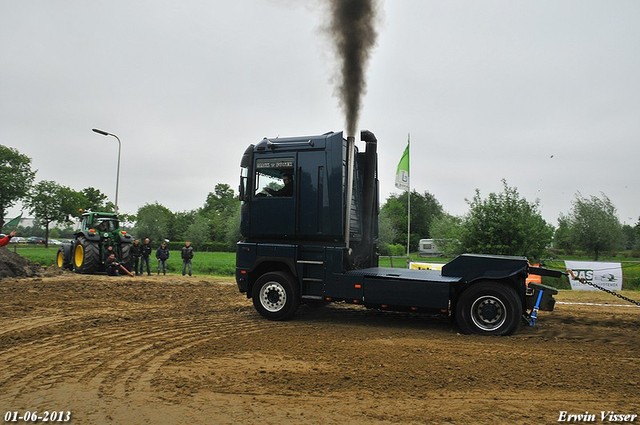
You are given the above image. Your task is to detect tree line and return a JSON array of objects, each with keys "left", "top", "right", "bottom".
[
  {"left": 381, "top": 180, "right": 639, "bottom": 261},
  {"left": 3, "top": 144, "right": 638, "bottom": 259},
  {"left": 1, "top": 144, "right": 240, "bottom": 250},
  {"left": 131, "top": 184, "right": 240, "bottom": 250}
]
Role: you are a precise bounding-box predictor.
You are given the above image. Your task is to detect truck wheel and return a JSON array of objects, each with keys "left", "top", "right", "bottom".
[
  {"left": 73, "top": 236, "right": 99, "bottom": 274},
  {"left": 455, "top": 282, "right": 522, "bottom": 336},
  {"left": 252, "top": 272, "right": 299, "bottom": 321}
]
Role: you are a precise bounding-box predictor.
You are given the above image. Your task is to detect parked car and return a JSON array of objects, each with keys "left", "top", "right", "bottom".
[
  {"left": 10, "top": 236, "right": 27, "bottom": 244},
  {"left": 27, "top": 236, "right": 45, "bottom": 244},
  {"left": 48, "top": 238, "right": 62, "bottom": 245}
]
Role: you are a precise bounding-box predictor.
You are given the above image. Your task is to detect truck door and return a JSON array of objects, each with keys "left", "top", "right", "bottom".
[{"left": 250, "top": 157, "right": 295, "bottom": 238}]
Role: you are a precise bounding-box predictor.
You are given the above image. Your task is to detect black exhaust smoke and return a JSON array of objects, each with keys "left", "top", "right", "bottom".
[{"left": 326, "top": 0, "right": 379, "bottom": 137}]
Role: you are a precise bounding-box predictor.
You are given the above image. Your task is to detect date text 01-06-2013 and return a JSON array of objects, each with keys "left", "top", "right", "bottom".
[{"left": 4, "top": 411, "right": 72, "bottom": 423}]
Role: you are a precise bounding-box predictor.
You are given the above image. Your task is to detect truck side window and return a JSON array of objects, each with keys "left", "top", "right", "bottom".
[{"left": 255, "top": 158, "right": 294, "bottom": 198}]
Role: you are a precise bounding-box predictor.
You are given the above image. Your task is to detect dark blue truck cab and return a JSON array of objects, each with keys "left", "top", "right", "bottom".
[{"left": 236, "top": 131, "right": 559, "bottom": 335}]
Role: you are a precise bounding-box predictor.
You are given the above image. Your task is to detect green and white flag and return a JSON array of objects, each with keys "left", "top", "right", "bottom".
[
  {"left": 2, "top": 213, "right": 22, "bottom": 232},
  {"left": 395, "top": 138, "right": 410, "bottom": 191}
]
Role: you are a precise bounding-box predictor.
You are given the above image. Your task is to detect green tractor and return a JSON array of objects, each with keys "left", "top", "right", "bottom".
[{"left": 57, "top": 211, "right": 133, "bottom": 274}]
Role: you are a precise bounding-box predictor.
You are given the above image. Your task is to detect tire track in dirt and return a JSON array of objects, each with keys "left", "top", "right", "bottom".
[
  {"left": 90, "top": 318, "right": 268, "bottom": 399},
  {"left": 0, "top": 290, "right": 278, "bottom": 405},
  {"left": 0, "top": 315, "right": 82, "bottom": 337}
]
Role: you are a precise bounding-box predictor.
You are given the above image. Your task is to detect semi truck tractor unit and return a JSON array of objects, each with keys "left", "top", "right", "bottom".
[{"left": 235, "top": 131, "right": 560, "bottom": 335}]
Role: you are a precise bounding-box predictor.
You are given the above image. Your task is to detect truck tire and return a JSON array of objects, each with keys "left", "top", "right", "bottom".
[
  {"left": 73, "top": 236, "right": 100, "bottom": 274},
  {"left": 455, "top": 282, "right": 522, "bottom": 336},
  {"left": 252, "top": 272, "right": 299, "bottom": 321}
]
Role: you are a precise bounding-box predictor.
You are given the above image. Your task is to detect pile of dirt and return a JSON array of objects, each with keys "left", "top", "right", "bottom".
[{"left": 0, "top": 248, "right": 41, "bottom": 278}]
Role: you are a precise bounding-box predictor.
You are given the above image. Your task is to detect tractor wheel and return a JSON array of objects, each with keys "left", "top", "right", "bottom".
[
  {"left": 56, "top": 249, "right": 65, "bottom": 268},
  {"left": 73, "top": 236, "right": 100, "bottom": 274},
  {"left": 455, "top": 282, "right": 522, "bottom": 336},
  {"left": 56, "top": 245, "right": 73, "bottom": 270},
  {"left": 252, "top": 271, "right": 299, "bottom": 321},
  {"left": 120, "top": 243, "right": 132, "bottom": 271}
]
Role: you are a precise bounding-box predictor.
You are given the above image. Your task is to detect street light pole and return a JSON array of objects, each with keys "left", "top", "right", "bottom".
[{"left": 92, "top": 128, "right": 121, "bottom": 214}]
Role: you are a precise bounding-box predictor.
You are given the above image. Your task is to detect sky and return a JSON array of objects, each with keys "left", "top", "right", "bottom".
[{"left": 2, "top": 0, "right": 639, "bottom": 226}]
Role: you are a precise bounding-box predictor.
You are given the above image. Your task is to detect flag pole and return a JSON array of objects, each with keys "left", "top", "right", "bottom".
[
  {"left": 394, "top": 136, "right": 411, "bottom": 258},
  {"left": 406, "top": 134, "right": 411, "bottom": 258}
]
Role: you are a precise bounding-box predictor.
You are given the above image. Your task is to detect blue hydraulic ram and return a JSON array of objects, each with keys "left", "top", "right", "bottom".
[
  {"left": 528, "top": 288, "right": 546, "bottom": 326},
  {"left": 524, "top": 268, "right": 561, "bottom": 327}
]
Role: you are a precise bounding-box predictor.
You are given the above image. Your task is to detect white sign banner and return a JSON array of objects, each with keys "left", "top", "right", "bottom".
[
  {"left": 564, "top": 261, "right": 623, "bottom": 291},
  {"left": 409, "top": 262, "right": 444, "bottom": 271}
]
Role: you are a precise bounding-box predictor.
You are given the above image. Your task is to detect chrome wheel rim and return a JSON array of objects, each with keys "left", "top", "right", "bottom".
[
  {"left": 470, "top": 295, "right": 506, "bottom": 331},
  {"left": 259, "top": 281, "right": 287, "bottom": 312}
]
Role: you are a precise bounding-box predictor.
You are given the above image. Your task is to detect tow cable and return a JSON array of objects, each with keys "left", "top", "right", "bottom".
[
  {"left": 565, "top": 269, "right": 640, "bottom": 307},
  {"left": 524, "top": 267, "right": 639, "bottom": 327}
]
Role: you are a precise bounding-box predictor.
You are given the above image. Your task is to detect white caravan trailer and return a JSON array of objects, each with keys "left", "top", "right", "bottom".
[{"left": 418, "top": 238, "right": 443, "bottom": 256}]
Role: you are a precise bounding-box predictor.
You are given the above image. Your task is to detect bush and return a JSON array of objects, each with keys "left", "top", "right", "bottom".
[
  {"left": 378, "top": 243, "right": 391, "bottom": 256},
  {"left": 388, "top": 244, "right": 406, "bottom": 256},
  {"left": 541, "top": 275, "right": 571, "bottom": 290},
  {"left": 198, "top": 241, "right": 233, "bottom": 252},
  {"left": 545, "top": 248, "right": 565, "bottom": 258},
  {"left": 378, "top": 243, "right": 406, "bottom": 256},
  {"left": 624, "top": 277, "right": 640, "bottom": 291}
]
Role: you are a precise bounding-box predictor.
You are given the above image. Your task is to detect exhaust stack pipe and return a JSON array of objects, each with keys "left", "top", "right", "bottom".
[
  {"left": 344, "top": 135, "right": 356, "bottom": 250},
  {"left": 360, "top": 130, "right": 377, "bottom": 145},
  {"left": 360, "top": 130, "right": 378, "bottom": 267},
  {"left": 344, "top": 130, "right": 379, "bottom": 268}
]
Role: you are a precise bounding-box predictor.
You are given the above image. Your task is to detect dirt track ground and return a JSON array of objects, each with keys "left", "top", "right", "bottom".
[{"left": 1, "top": 272, "right": 639, "bottom": 424}]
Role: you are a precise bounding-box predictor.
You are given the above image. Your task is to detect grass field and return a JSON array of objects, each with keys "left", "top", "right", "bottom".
[
  {"left": 7, "top": 245, "right": 640, "bottom": 290},
  {"left": 9, "top": 245, "right": 236, "bottom": 277}
]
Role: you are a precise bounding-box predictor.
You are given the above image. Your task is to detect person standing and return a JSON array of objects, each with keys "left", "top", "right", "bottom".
[
  {"left": 0, "top": 230, "right": 16, "bottom": 248},
  {"left": 140, "top": 237, "right": 152, "bottom": 276},
  {"left": 181, "top": 240, "right": 194, "bottom": 276},
  {"left": 131, "top": 239, "right": 142, "bottom": 275},
  {"left": 156, "top": 241, "right": 170, "bottom": 275}
]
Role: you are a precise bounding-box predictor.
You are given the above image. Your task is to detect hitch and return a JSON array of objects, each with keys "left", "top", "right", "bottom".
[
  {"left": 525, "top": 282, "right": 558, "bottom": 327},
  {"left": 527, "top": 288, "right": 545, "bottom": 326}
]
